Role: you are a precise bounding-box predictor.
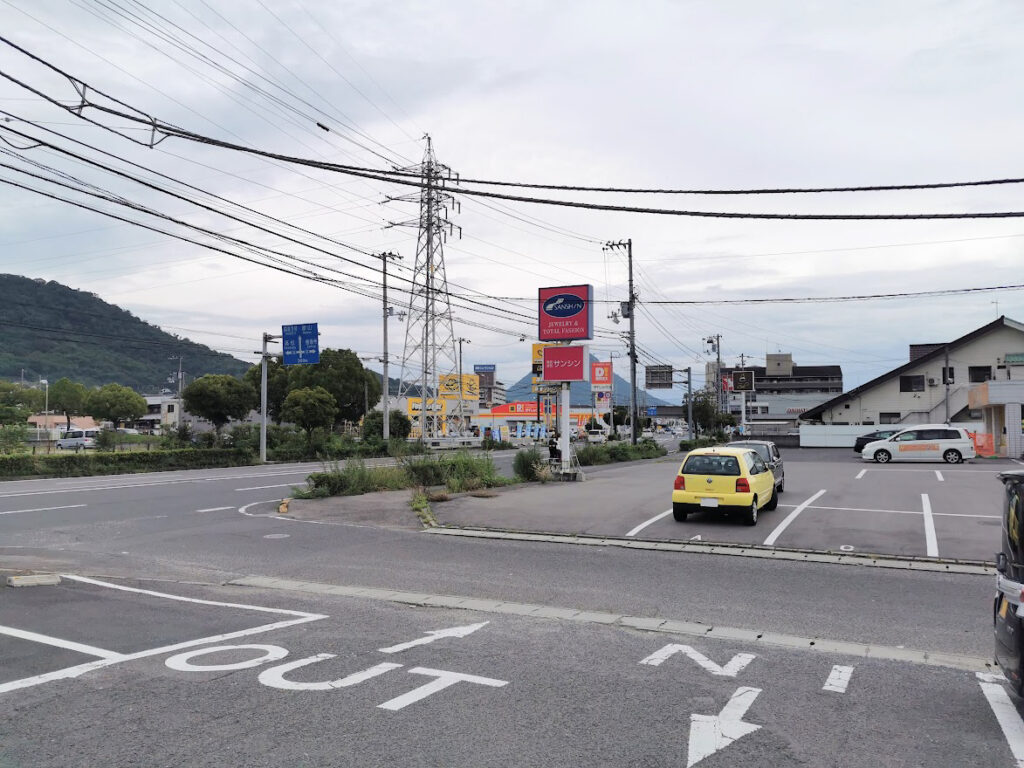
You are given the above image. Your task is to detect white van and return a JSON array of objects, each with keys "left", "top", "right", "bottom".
[
  {"left": 861, "top": 424, "right": 976, "bottom": 464},
  {"left": 56, "top": 429, "right": 99, "bottom": 450}
]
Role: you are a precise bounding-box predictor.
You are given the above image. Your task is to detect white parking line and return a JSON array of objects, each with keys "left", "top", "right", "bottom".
[
  {"left": 626, "top": 509, "right": 673, "bottom": 537},
  {"left": 763, "top": 490, "right": 827, "bottom": 547},
  {"left": 978, "top": 676, "right": 1024, "bottom": 766},
  {"left": 775, "top": 503, "right": 998, "bottom": 519},
  {"left": 922, "top": 494, "right": 938, "bottom": 557},
  {"left": 0, "top": 503, "right": 86, "bottom": 516},
  {"left": 935, "top": 470, "right": 944, "bottom": 482},
  {"left": 823, "top": 665, "right": 854, "bottom": 693},
  {"left": 855, "top": 469, "right": 867, "bottom": 480}
]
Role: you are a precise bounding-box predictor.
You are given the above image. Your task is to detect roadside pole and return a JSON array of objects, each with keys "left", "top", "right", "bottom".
[
  {"left": 381, "top": 252, "right": 401, "bottom": 441},
  {"left": 257, "top": 332, "right": 280, "bottom": 464},
  {"left": 560, "top": 382, "right": 571, "bottom": 474},
  {"left": 684, "top": 366, "right": 693, "bottom": 437}
]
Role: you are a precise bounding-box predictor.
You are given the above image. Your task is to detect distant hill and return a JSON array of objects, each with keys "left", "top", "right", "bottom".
[
  {"left": 504, "top": 356, "right": 674, "bottom": 407},
  {"left": 0, "top": 275, "right": 249, "bottom": 390}
]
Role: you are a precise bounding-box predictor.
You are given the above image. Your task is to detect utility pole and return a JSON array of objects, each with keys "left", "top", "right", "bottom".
[
  {"left": 704, "top": 335, "right": 722, "bottom": 414},
  {"left": 256, "top": 333, "right": 280, "bottom": 463},
  {"left": 684, "top": 366, "right": 693, "bottom": 437},
  {"left": 456, "top": 337, "right": 470, "bottom": 434},
  {"left": 944, "top": 345, "right": 951, "bottom": 423},
  {"left": 605, "top": 239, "right": 638, "bottom": 445},
  {"left": 380, "top": 251, "right": 402, "bottom": 441},
  {"left": 168, "top": 355, "right": 184, "bottom": 429}
]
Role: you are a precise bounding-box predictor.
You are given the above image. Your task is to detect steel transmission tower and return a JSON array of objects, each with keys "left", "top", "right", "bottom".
[{"left": 393, "top": 137, "right": 461, "bottom": 439}]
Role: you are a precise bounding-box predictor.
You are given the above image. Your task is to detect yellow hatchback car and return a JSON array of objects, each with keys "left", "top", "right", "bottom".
[{"left": 671, "top": 446, "right": 778, "bottom": 526}]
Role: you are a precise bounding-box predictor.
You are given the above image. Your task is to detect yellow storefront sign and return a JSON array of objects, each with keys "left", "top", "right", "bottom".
[
  {"left": 438, "top": 374, "right": 480, "bottom": 400},
  {"left": 406, "top": 398, "right": 448, "bottom": 415}
]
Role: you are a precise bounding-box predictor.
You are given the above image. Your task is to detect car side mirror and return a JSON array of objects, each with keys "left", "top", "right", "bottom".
[{"left": 997, "top": 552, "right": 1009, "bottom": 574}]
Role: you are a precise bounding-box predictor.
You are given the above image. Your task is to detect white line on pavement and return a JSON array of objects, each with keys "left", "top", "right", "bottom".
[
  {"left": 236, "top": 484, "right": 297, "bottom": 491},
  {"left": 626, "top": 509, "right": 673, "bottom": 537},
  {"left": 0, "top": 625, "right": 124, "bottom": 660},
  {"left": 774, "top": 503, "right": 998, "bottom": 519},
  {"left": 0, "top": 503, "right": 86, "bottom": 516},
  {"left": 762, "top": 489, "right": 827, "bottom": 547},
  {"left": 195, "top": 506, "right": 233, "bottom": 513},
  {"left": 978, "top": 677, "right": 1024, "bottom": 767},
  {"left": 922, "top": 493, "right": 938, "bottom": 557},
  {"left": 935, "top": 470, "right": 944, "bottom": 482},
  {"left": 855, "top": 469, "right": 867, "bottom": 479},
  {"left": 823, "top": 665, "right": 854, "bottom": 693}
]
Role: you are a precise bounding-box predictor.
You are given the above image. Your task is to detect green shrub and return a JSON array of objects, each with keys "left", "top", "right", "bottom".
[
  {"left": 95, "top": 428, "right": 116, "bottom": 452},
  {"left": 0, "top": 424, "right": 29, "bottom": 454},
  {"left": 0, "top": 448, "right": 254, "bottom": 478},
  {"left": 402, "top": 455, "right": 447, "bottom": 487},
  {"left": 481, "top": 437, "right": 516, "bottom": 451},
  {"left": 513, "top": 447, "right": 543, "bottom": 481},
  {"left": 679, "top": 437, "right": 720, "bottom": 452}
]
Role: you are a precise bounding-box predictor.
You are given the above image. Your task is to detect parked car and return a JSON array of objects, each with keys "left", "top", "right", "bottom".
[
  {"left": 853, "top": 429, "right": 900, "bottom": 453},
  {"left": 671, "top": 446, "right": 777, "bottom": 526},
  {"left": 861, "top": 424, "right": 976, "bottom": 464},
  {"left": 726, "top": 440, "right": 784, "bottom": 493},
  {"left": 587, "top": 429, "right": 608, "bottom": 444},
  {"left": 993, "top": 470, "right": 1024, "bottom": 695},
  {"left": 116, "top": 428, "right": 140, "bottom": 435},
  {"left": 55, "top": 428, "right": 98, "bottom": 450}
]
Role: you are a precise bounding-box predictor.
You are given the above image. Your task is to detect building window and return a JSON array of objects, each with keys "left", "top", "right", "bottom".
[
  {"left": 899, "top": 375, "right": 925, "bottom": 392},
  {"left": 969, "top": 366, "right": 992, "bottom": 383},
  {"left": 168, "top": 404, "right": 175, "bottom": 413},
  {"left": 880, "top": 412, "right": 901, "bottom": 424},
  {"left": 942, "top": 367, "right": 954, "bottom": 384}
]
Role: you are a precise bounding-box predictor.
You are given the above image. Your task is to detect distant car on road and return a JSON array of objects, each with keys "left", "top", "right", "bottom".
[
  {"left": 726, "top": 440, "right": 784, "bottom": 493},
  {"left": 852, "top": 429, "right": 899, "bottom": 453},
  {"left": 861, "top": 424, "right": 976, "bottom": 464},
  {"left": 56, "top": 429, "right": 98, "bottom": 450},
  {"left": 671, "top": 446, "right": 777, "bottom": 526}
]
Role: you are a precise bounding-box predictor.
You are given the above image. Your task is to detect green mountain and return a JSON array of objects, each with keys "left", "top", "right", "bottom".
[{"left": 0, "top": 274, "right": 249, "bottom": 391}]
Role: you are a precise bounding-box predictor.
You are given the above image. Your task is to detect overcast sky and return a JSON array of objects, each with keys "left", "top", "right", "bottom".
[{"left": 1, "top": 0, "right": 1022, "bottom": 397}]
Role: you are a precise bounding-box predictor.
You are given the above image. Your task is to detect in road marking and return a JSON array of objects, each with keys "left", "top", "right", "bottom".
[
  {"left": 195, "top": 506, "right": 233, "bottom": 513},
  {"left": 0, "top": 624, "right": 123, "bottom": 660},
  {"left": 762, "top": 489, "right": 827, "bottom": 547},
  {"left": 236, "top": 484, "right": 296, "bottom": 491},
  {"left": 855, "top": 469, "right": 867, "bottom": 479},
  {"left": 978, "top": 676, "right": 1024, "bottom": 766},
  {"left": 626, "top": 509, "right": 673, "bottom": 537},
  {"left": 0, "top": 503, "right": 86, "bottom": 516},
  {"left": 935, "top": 470, "right": 944, "bottom": 482},
  {"left": 640, "top": 643, "right": 756, "bottom": 677},
  {"left": 823, "top": 665, "right": 854, "bottom": 693},
  {"left": 922, "top": 494, "right": 939, "bottom": 557}
]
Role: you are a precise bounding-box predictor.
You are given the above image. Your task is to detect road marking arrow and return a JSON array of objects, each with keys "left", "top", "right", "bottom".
[
  {"left": 378, "top": 622, "right": 489, "bottom": 654},
  {"left": 687, "top": 686, "right": 762, "bottom": 767},
  {"left": 640, "top": 644, "right": 756, "bottom": 677}
]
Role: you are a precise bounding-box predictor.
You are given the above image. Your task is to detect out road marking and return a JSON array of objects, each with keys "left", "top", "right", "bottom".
[
  {"left": 935, "top": 470, "right": 944, "bottom": 482},
  {"left": 640, "top": 644, "right": 756, "bottom": 678},
  {"left": 0, "top": 625, "right": 123, "bottom": 660},
  {"left": 922, "top": 494, "right": 939, "bottom": 558},
  {"left": 823, "top": 665, "right": 854, "bottom": 693},
  {"left": 377, "top": 667, "right": 508, "bottom": 711},
  {"left": 977, "top": 673, "right": 1024, "bottom": 766},
  {"left": 0, "top": 503, "right": 86, "bottom": 516},
  {"left": 762, "top": 489, "right": 827, "bottom": 547},
  {"left": 626, "top": 509, "right": 673, "bottom": 537},
  {"left": 259, "top": 658, "right": 402, "bottom": 691}
]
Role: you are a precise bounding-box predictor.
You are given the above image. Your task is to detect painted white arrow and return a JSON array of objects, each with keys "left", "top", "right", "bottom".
[
  {"left": 687, "top": 686, "right": 762, "bottom": 767},
  {"left": 378, "top": 622, "right": 489, "bottom": 654}
]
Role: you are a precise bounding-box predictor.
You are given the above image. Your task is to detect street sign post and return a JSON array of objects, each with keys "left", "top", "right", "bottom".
[
  {"left": 646, "top": 406, "right": 657, "bottom": 417},
  {"left": 645, "top": 365, "right": 673, "bottom": 389},
  {"left": 282, "top": 323, "right": 320, "bottom": 366}
]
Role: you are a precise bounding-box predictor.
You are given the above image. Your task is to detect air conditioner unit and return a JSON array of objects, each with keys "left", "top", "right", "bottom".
[{"left": 927, "top": 378, "right": 937, "bottom": 387}]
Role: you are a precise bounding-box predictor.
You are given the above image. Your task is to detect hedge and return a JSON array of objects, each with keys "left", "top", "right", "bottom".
[{"left": 0, "top": 448, "right": 254, "bottom": 478}]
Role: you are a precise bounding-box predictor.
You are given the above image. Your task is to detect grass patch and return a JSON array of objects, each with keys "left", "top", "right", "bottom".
[
  {"left": 0, "top": 448, "right": 253, "bottom": 479},
  {"left": 575, "top": 438, "right": 667, "bottom": 467},
  {"left": 410, "top": 490, "right": 438, "bottom": 527},
  {"left": 678, "top": 437, "right": 722, "bottom": 452}
]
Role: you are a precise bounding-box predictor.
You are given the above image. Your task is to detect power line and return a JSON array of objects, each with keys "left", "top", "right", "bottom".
[{"left": 644, "top": 283, "right": 1024, "bottom": 305}]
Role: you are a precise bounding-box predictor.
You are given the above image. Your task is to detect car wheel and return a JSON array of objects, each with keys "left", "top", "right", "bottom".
[
  {"left": 744, "top": 499, "right": 758, "bottom": 526},
  {"left": 55, "top": 444, "right": 62, "bottom": 450},
  {"left": 943, "top": 449, "right": 962, "bottom": 464},
  {"left": 672, "top": 502, "right": 688, "bottom": 522},
  {"left": 874, "top": 450, "right": 891, "bottom": 464},
  {"left": 765, "top": 488, "right": 779, "bottom": 511}
]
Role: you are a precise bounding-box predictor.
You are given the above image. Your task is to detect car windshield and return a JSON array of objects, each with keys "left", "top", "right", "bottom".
[
  {"left": 683, "top": 454, "right": 741, "bottom": 476},
  {"left": 728, "top": 442, "right": 770, "bottom": 462}
]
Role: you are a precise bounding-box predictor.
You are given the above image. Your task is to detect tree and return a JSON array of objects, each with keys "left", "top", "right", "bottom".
[
  {"left": 86, "top": 383, "right": 147, "bottom": 429},
  {"left": 280, "top": 387, "right": 337, "bottom": 446},
  {"left": 362, "top": 410, "right": 412, "bottom": 441},
  {"left": 49, "top": 377, "right": 88, "bottom": 432},
  {"left": 286, "top": 349, "right": 380, "bottom": 425},
  {"left": 243, "top": 357, "right": 289, "bottom": 424},
  {"left": 0, "top": 382, "right": 43, "bottom": 426},
  {"left": 182, "top": 375, "right": 257, "bottom": 434},
  {"left": 684, "top": 388, "right": 736, "bottom": 433}
]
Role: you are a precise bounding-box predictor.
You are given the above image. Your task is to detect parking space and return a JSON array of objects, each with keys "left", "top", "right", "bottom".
[{"left": 2, "top": 576, "right": 1023, "bottom": 766}]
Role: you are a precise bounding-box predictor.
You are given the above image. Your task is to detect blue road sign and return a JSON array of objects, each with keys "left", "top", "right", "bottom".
[
  {"left": 646, "top": 406, "right": 657, "bottom": 416},
  {"left": 282, "top": 323, "right": 320, "bottom": 366}
]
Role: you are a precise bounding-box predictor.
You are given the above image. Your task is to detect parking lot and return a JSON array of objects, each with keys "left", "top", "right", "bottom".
[{"left": 434, "top": 450, "right": 1022, "bottom": 563}]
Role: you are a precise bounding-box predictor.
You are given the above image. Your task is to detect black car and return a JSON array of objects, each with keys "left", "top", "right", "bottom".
[
  {"left": 853, "top": 429, "right": 899, "bottom": 454},
  {"left": 725, "top": 440, "right": 784, "bottom": 492},
  {"left": 994, "top": 471, "right": 1024, "bottom": 695}
]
